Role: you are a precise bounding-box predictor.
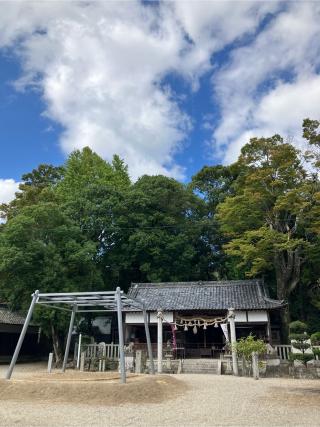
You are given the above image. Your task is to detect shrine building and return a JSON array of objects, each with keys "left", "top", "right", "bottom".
[{"left": 125, "top": 279, "right": 285, "bottom": 358}]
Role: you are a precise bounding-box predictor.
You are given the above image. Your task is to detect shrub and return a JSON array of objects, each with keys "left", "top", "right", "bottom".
[
  {"left": 311, "top": 332, "right": 320, "bottom": 359},
  {"left": 289, "top": 320, "right": 313, "bottom": 365},
  {"left": 310, "top": 332, "right": 320, "bottom": 345},
  {"left": 234, "top": 334, "right": 266, "bottom": 361},
  {"left": 289, "top": 353, "right": 314, "bottom": 364},
  {"left": 289, "top": 321, "right": 308, "bottom": 334}
]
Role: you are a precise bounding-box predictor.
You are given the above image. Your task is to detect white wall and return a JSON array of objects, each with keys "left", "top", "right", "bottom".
[
  {"left": 234, "top": 310, "right": 268, "bottom": 323},
  {"left": 247, "top": 311, "right": 268, "bottom": 322},
  {"left": 234, "top": 311, "right": 247, "bottom": 322},
  {"left": 125, "top": 311, "right": 173, "bottom": 324}
]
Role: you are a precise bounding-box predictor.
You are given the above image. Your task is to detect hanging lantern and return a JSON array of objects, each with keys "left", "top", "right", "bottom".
[
  {"left": 214, "top": 322, "right": 219, "bottom": 328},
  {"left": 193, "top": 325, "right": 198, "bottom": 334},
  {"left": 184, "top": 324, "right": 188, "bottom": 331},
  {"left": 203, "top": 322, "right": 207, "bottom": 330}
]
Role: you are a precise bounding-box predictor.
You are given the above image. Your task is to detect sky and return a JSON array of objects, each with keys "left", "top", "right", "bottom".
[{"left": 0, "top": 1, "right": 320, "bottom": 204}]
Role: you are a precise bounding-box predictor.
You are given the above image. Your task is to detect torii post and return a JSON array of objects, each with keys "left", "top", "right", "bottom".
[
  {"left": 5, "top": 290, "right": 39, "bottom": 380},
  {"left": 116, "top": 287, "right": 126, "bottom": 384},
  {"left": 143, "top": 306, "right": 155, "bottom": 375},
  {"left": 228, "top": 307, "right": 239, "bottom": 376},
  {"left": 157, "top": 310, "right": 163, "bottom": 374},
  {"left": 61, "top": 304, "right": 77, "bottom": 372}
]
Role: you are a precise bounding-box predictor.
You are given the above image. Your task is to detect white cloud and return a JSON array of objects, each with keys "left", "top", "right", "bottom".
[
  {"left": 2, "top": 1, "right": 317, "bottom": 175},
  {"left": 211, "top": 1, "right": 320, "bottom": 163},
  {"left": 0, "top": 0, "right": 278, "bottom": 179},
  {"left": 0, "top": 179, "right": 19, "bottom": 204}
]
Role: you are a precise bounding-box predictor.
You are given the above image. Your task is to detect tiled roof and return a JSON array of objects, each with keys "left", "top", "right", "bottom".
[
  {"left": 0, "top": 305, "right": 29, "bottom": 325},
  {"left": 128, "top": 280, "right": 285, "bottom": 311}
]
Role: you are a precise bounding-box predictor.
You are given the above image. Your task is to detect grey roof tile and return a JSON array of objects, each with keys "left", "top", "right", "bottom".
[
  {"left": 128, "top": 280, "right": 285, "bottom": 311},
  {"left": 0, "top": 306, "right": 28, "bottom": 325}
]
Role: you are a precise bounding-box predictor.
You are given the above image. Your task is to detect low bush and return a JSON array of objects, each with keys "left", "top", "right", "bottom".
[
  {"left": 289, "top": 353, "right": 314, "bottom": 364},
  {"left": 289, "top": 320, "right": 314, "bottom": 366},
  {"left": 310, "top": 332, "right": 320, "bottom": 345},
  {"left": 234, "top": 334, "right": 266, "bottom": 361},
  {"left": 289, "top": 321, "right": 308, "bottom": 334}
]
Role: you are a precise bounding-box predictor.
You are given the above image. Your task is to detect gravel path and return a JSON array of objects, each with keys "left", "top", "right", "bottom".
[{"left": 0, "top": 363, "right": 319, "bottom": 426}]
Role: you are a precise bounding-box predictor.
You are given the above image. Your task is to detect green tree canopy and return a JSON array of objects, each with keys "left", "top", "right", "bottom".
[
  {"left": 104, "top": 175, "right": 221, "bottom": 287},
  {"left": 216, "top": 132, "right": 320, "bottom": 338},
  {"left": 0, "top": 164, "right": 64, "bottom": 221},
  {"left": 0, "top": 200, "right": 103, "bottom": 362}
]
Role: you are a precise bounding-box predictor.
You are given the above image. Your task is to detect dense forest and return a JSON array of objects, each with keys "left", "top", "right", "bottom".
[{"left": 1, "top": 119, "right": 319, "bottom": 359}]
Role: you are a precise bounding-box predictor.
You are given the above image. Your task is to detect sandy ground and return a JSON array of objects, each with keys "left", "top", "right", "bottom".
[{"left": 0, "top": 363, "right": 319, "bottom": 427}]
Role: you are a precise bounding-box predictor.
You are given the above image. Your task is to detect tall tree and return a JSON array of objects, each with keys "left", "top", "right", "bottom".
[
  {"left": 303, "top": 118, "right": 320, "bottom": 168},
  {"left": 104, "top": 175, "right": 218, "bottom": 288},
  {"left": 191, "top": 164, "right": 238, "bottom": 211},
  {"left": 217, "top": 134, "right": 320, "bottom": 339},
  {"left": 0, "top": 200, "right": 102, "bottom": 363},
  {"left": 0, "top": 164, "right": 64, "bottom": 221},
  {"left": 56, "top": 147, "right": 131, "bottom": 286},
  {"left": 190, "top": 164, "right": 241, "bottom": 279},
  {"left": 301, "top": 118, "right": 320, "bottom": 325}
]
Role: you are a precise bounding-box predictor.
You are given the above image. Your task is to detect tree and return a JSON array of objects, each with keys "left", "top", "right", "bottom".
[
  {"left": 0, "top": 164, "right": 64, "bottom": 221},
  {"left": 0, "top": 200, "right": 103, "bottom": 363},
  {"left": 217, "top": 134, "right": 320, "bottom": 339},
  {"left": 56, "top": 147, "right": 131, "bottom": 287},
  {"left": 57, "top": 148, "right": 129, "bottom": 200},
  {"left": 303, "top": 118, "right": 320, "bottom": 168},
  {"left": 190, "top": 164, "right": 240, "bottom": 279},
  {"left": 57, "top": 148, "right": 130, "bottom": 245},
  {"left": 191, "top": 164, "right": 238, "bottom": 211},
  {"left": 104, "top": 175, "right": 218, "bottom": 288}
]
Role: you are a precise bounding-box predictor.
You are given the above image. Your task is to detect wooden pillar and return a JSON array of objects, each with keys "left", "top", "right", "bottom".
[
  {"left": 228, "top": 308, "right": 238, "bottom": 376},
  {"left": 80, "top": 351, "right": 85, "bottom": 371},
  {"left": 47, "top": 353, "right": 53, "bottom": 373},
  {"left": 266, "top": 311, "right": 272, "bottom": 345},
  {"left": 143, "top": 308, "right": 155, "bottom": 375},
  {"left": 157, "top": 310, "right": 163, "bottom": 374},
  {"left": 116, "top": 287, "right": 126, "bottom": 384},
  {"left": 252, "top": 351, "right": 259, "bottom": 380}
]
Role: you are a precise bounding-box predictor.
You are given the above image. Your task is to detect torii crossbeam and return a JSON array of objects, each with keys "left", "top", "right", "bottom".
[{"left": 5, "top": 287, "right": 155, "bottom": 382}]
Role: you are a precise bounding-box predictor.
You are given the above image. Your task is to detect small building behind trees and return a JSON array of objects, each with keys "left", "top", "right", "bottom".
[{"left": 0, "top": 303, "right": 40, "bottom": 362}]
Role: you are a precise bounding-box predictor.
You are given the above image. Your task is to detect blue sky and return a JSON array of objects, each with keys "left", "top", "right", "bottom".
[
  {"left": 0, "top": 1, "right": 320, "bottom": 203},
  {"left": 0, "top": 53, "right": 65, "bottom": 181}
]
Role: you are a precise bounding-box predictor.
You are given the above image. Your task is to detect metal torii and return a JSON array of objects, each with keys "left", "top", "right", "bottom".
[{"left": 5, "top": 287, "right": 155, "bottom": 382}]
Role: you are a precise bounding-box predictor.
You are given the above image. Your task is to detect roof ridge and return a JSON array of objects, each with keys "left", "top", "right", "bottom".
[
  {"left": 131, "top": 280, "right": 262, "bottom": 288},
  {"left": 263, "top": 296, "right": 286, "bottom": 306}
]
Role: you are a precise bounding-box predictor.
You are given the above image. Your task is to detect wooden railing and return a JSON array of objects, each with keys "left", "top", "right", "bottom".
[
  {"left": 74, "top": 343, "right": 320, "bottom": 362},
  {"left": 74, "top": 342, "right": 120, "bottom": 361},
  {"left": 274, "top": 345, "right": 320, "bottom": 360},
  {"left": 274, "top": 345, "right": 292, "bottom": 360}
]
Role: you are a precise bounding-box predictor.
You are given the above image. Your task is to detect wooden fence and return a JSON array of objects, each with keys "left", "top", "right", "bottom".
[
  {"left": 74, "top": 342, "right": 120, "bottom": 361},
  {"left": 73, "top": 342, "right": 319, "bottom": 363},
  {"left": 274, "top": 345, "right": 292, "bottom": 360},
  {"left": 274, "top": 344, "right": 320, "bottom": 360}
]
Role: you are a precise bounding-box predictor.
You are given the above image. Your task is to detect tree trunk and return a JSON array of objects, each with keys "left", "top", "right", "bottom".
[
  {"left": 279, "top": 307, "right": 290, "bottom": 343},
  {"left": 51, "top": 323, "right": 63, "bottom": 367},
  {"left": 273, "top": 249, "right": 302, "bottom": 343}
]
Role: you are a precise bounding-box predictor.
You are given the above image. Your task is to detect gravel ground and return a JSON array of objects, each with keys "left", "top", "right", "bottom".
[{"left": 0, "top": 363, "right": 319, "bottom": 427}]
